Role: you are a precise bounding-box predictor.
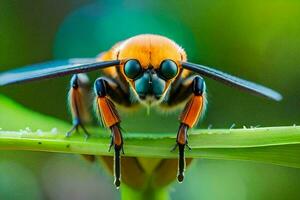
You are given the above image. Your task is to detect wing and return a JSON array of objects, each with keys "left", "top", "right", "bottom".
[
  {"left": 181, "top": 62, "right": 282, "bottom": 101},
  {"left": 0, "top": 58, "right": 120, "bottom": 86}
]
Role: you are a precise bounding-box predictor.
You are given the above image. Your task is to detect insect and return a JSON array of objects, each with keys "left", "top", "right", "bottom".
[{"left": 0, "top": 34, "right": 282, "bottom": 188}]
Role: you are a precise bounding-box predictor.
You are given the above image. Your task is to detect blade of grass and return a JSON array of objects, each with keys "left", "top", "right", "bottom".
[
  {"left": 0, "top": 94, "right": 300, "bottom": 169},
  {"left": 0, "top": 126, "right": 300, "bottom": 168}
]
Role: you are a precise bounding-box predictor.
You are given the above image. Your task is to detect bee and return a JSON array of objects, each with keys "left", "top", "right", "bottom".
[{"left": 0, "top": 34, "right": 282, "bottom": 188}]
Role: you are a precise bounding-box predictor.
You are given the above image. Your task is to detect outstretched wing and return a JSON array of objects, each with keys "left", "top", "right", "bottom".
[
  {"left": 0, "top": 58, "right": 120, "bottom": 86},
  {"left": 181, "top": 62, "right": 282, "bottom": 101}
]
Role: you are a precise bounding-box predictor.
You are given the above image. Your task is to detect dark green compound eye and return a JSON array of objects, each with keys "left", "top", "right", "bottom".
[
  {"left": 159, "top": 60, "right": 178, "bottom": 80},
  {"left": 124, "top": 59, "right": 142, "bottom": 79}
]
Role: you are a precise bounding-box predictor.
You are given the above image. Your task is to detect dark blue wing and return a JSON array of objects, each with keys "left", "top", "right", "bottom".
[
  {"left": 0, "top": 58, "right": 120, "bottom": 86},
  {"left": 181, "top": 62, "right": 282, "bottom": 101}
]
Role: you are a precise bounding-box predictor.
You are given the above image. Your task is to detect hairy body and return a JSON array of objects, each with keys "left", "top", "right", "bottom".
[{"left": 95, "top": 35, "right": 202, "bottom": 188}]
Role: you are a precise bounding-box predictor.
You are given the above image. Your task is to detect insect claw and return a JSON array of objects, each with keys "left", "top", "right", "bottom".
[
  {"left": 186, "top": 143, "right": 192, "bottom": 150},
  {"left": 66, "top": 125, "right": 77, "bottom": 137},
  {"left": 114, "top": 179, "right": 121, "bottom": 189},
  {"left": 83, "top": 134, "right": 89, "bottom": 141},
  {"left": 66, "top": 121, "right": 90, "bottom": 140},
  {"left": 121, "top": 145, "right": 125, "bottom": 155},
  {"left": 177, "top": 174, "right": 184, "bottom": 182},
  {"left": 65, "top": 131, "right": 71, "bottom": 138},
  {"left": 80, "top": 124, "right": 90, "bottom": 140},
  {"left": 171, "top": 143, "right": 178, "bottom": 152}
]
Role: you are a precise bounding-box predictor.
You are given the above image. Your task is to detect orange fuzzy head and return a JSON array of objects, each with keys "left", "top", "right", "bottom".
[
  {"left": 114, "top": 34, "right": 187, "bottom": 106},
  {"left": 116, "top": 34, "right": 187, "bottom": 68}
]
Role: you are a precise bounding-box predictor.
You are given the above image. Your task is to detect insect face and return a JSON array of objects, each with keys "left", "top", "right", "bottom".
[
  {"left": 114, "top": 34, "right": 186, "bottom": 107},
  {"left": 123, "top": 59, "right": 179, "bottom": 106}
]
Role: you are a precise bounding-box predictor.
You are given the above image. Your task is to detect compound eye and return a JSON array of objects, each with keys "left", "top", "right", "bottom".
[
  {"left": 124, "top": 59, "right": 142, "bottom": 79},
  {"left": 159, "top": 59, "right": 178, "bottom": 80}
]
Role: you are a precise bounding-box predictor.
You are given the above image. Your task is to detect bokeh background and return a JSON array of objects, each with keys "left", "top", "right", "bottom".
[{"left": 0, "top": 0, "right": 300, "bottom": 199}]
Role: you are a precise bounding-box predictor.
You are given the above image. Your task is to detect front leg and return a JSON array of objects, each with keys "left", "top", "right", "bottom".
[
  {"left": 67, "top": 74, "right": 92, "bottom": 139},
  {"left": 168, "top": 76, "right": 206, "bottom": 182},
  {"left": 94, "top": 77, "right": 126, "bottom": 188}
]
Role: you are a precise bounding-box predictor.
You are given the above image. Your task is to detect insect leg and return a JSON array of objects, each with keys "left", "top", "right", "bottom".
[
  {"left": 94, "top": 77, "right": 124, "bottom": 188},
  {"left": 66, "top": 74, "right": 92, "bottom": 139},
  {"left": 168, "top": 75, "right": 206, "bottom": 182}
]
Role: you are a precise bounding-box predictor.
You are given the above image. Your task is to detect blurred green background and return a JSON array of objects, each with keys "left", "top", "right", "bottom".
[{"left": 0, "top": 0, "right": 300, "bottom": 199}]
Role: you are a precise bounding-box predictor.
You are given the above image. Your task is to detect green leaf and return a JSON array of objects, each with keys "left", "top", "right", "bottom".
[{"left": 0, "top": 94, "right": 300, "bottom": 169}]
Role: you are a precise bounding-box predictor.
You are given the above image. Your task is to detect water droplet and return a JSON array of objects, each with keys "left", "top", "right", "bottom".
[
  {"left": 51, "top": 128, "right": 58, "bottom": 134},
  {"left": 19, "top": 129, "right": 28, "bottom": 134},
  {"left": 229, "top": 123, "right": 235, "bottom": 129},
  {"left": 36, "top": 129, "right": 43, "bottom": 136},
  {"left": 25, "top": 127, "right": 32, "bottom": 132},
  {"left": 207, "top": 124, "right": 213, "bottom": 129}
]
